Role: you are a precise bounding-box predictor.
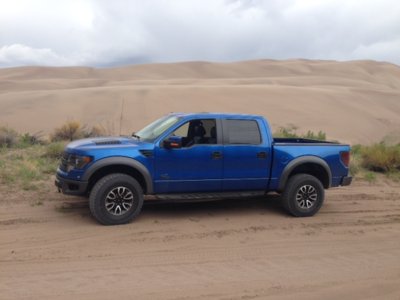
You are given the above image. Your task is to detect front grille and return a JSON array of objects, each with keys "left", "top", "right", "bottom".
[{"left": 59, "top": 152, "right": 69, "bottom": 172}]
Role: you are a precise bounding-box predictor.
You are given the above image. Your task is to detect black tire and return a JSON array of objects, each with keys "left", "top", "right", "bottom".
[
  {"left": 89, "top": 173, "right": 144, "bottom": 225},
  {"left": 281, "top": 174, "right": 324, "bottom": 217}
]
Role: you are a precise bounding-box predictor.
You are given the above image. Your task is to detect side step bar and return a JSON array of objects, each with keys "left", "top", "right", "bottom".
[{"left": 146, "top": 191, "right": 266, "bottom": 202}]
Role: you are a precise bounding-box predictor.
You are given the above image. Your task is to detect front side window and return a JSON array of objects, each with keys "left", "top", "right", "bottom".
[
  {"left": 135, "top": 115, "right": 181, "bottom": 142},
  {"left": 225, "top": 119, "right": 261, "bottom": 144},
  {"left": 169, "top": 119, "right": 217, "bottom": 147}
]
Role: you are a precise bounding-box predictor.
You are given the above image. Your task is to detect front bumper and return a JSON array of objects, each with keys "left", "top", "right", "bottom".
[
  {"left": 340, "top": 176, "right": 352, "bottom": 186},
  {"left": 55, "top": 174, "right": 88, "bottom": 195}
]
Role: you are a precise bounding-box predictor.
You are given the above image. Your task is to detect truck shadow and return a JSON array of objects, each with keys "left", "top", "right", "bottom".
[
  {"left": 142, "top": 194, "right": 286, "bottom": 218},
  {"left": 56, "top": 194, "right": 287, "bottom": 223}
]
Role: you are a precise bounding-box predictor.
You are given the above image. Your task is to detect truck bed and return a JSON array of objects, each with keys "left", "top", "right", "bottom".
[{"left": 268, "top": 138, "right": 350, "bottom": 191}]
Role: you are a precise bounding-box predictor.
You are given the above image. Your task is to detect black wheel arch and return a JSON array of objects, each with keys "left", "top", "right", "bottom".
[
  {"left": 278, "top": 156, "right": 332, "bottom": 192},
  {"left": 83, "top": 157, "right": 153, "bottom": 195}
]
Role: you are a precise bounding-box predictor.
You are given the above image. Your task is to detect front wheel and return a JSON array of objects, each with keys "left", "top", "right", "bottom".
[
  {"left": 89, "top": 173, "right": 144, "bottom": 225},
  {"left": 281, "top": 174, "right": 324, "bottom": 217}
]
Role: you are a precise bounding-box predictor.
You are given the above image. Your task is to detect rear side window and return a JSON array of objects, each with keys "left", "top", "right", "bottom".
[{"left": 225, "top": 120, "right": 261, "bottom": 144}]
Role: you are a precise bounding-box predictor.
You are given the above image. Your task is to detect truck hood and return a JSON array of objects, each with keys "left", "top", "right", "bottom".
[{"left": 66, "top": 137, "right": 145, "bottom": 152}]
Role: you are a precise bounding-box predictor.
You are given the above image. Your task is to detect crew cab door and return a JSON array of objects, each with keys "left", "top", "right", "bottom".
[
  {"left": 222, "top": 118, "right": 271, "bottom": 191},
  {"left": 154, "top": 119, "right": 223, "bottom": 193}
]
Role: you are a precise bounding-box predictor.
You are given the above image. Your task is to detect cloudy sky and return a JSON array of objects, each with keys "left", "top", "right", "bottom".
[{"left": 0, "top": 0, "right": 399, "bottom": 67}]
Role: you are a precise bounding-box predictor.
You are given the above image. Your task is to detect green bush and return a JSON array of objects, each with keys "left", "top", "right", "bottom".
[
  {"left": 0, "top": 144, "right": 60, "bottom": 189},
  {"left": 274, "top": 125, "right": 299, "bottom": 138},
  {"left": 303, "top": 130, "right": 326, "bottom": 141},
  {"left": 51, "top": 121, "right": 108, "bottom": 141},
  {"left": 349, "top": 159, "right": 360, "bottom": 176},
  {"left": 360, "top": 143, "right": 400, "bottom": 172},
  {"left": 44, "top": 142, "right": 65, "bottom": 159},
  {"left": 51, "top": 121, "right": 83, "bottom": 141},
  {"left": 19, "top": 132, "right": 44, "bottom": 147},
  {"left": 274, "top": 126, "right": 326, "bottom": 141},
  {"left": 83, "top": 124, "right": 107, "bottom": 138},
  {"left": 351, "top": 144, "right": 362, "bottom": 156},
  {"left": 0, "top": 126, "right": 18, "bottom": 147}
]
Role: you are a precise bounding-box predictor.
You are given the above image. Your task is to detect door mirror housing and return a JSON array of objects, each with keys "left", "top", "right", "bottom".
[{"left": 163, "top": 136, "right": 183, "bottom": 149}]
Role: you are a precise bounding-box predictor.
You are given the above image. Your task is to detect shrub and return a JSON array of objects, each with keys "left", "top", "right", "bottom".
[
  {"left": 83, "top": 124, "right": 107, "bottom": 138},
  {"left": 51, "top": 121, "right": 83, "bottom": 141},
  {"left": 44, "top": 142, "right": 65, "bottom": 159},
  {"left": 36, "top": 156, "right": 58, "bottom": 174},
  {"left": 303, "top": 130, "right": 326, "bottom": 141},
  {"left": 19, "top": 132, "right": 44, "bottom": 146},
  {"left": 360, "top": 143, "right": 400, "bottom": 172},
  {"left": 274, "top": 125, "right": 326, "bottom": 141},
  {"left": 51, "top": 121, "right": 109, "bottom": 141},
  {"left": 0, "top": 126, "right": 18, "bottom": 147},
  {"left": 349, "top": 159, "right": 360, "bottom": 176},
  {"left": 351, "top": 144, "right": 363, "bottom": 156},
  {"left": 349, "top": 144, "right": 363, "bottom": 176},
  {"left": 0, "top": 143, "right": 61, "bottom": 189},
  {"left": 273, "top": 125, "right": 298, "bottom": 138}
]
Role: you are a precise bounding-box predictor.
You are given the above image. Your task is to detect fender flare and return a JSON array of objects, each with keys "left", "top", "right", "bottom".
[
  {"left": 82, "top": 157, "right": 153, "bottom": 194},
  {"left": 278, "top": 156, "right": 332, "bottom": 191}
]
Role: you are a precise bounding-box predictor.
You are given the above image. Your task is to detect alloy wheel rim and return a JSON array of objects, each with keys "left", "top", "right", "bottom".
[
  {"left": 295, "top": 185, "right": 318, "bottom": 209},
  {"left": 105, "top": 186, "right": 134, "bottom": 216}
]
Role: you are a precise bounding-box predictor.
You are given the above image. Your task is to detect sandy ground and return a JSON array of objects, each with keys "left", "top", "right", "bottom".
[
  {"left": 1, "top": 59, "right": 400, "bottom": 144},
  {"left": 1, "top": 178, "right": 399, "bottom": 300},
  {"left": 1, "top": 59, "right": 400, "bottom": 299}
]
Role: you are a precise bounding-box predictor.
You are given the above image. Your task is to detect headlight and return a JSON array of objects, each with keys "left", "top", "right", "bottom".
[{"left": 66, "top": 154, "right": 93, "bottom": 172}]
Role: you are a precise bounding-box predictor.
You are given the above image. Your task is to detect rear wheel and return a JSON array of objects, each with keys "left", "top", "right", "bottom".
[
  {"left": 281, "top": 174, "right": 324, "bottom": 217},
  {"left": 89, "top": 173, "right": 144, "bottom": 225}
]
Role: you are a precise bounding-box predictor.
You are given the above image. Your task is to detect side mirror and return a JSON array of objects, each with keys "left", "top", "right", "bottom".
[{"left": 163, "top": 136, "right": 183, "bottom": 149}]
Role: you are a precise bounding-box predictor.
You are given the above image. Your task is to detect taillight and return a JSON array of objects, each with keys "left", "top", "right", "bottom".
[{"left": 340, "top": 151, "right": 350, "bottom": 167}]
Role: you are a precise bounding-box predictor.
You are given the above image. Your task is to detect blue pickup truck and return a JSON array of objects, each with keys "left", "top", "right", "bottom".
[{"left": 55, "top": 113, "right": 352, "bottom": 225}]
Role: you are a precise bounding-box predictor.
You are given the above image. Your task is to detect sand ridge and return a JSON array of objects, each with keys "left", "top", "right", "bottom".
[{"left": 1, "top": 59, "right": 400, "bottom": 144}]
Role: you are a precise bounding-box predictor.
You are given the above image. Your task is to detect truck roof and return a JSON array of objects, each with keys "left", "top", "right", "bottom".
[{"left": 169, "top": 112, "right": 264, "bottom": 119}]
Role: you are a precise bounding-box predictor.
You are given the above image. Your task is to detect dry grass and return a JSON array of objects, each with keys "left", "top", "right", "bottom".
[
  {"left": 51, "top": 121, "right": 84, "bottom": 142},
  {"left": 0, "top": 124, "right": 399, "bottom": 193},
  {"left": 360, "top": 143, "right": 400, "bottom": 172},
  {"left": 0, "top": 126, "right": 19, "bottom": 147},
  {"left": 51, "top": 121, "right": 107, "bottom": 142},
  {"left": 0, "top": 122, "right": 107, "bottom": 192},
  {"left": 0, "top": 144, "right": 60, "bottom": 190},
  {"left": 84, "top": 124, "right": 107, "bottom": 138},
  {"left": 44, "top": 142, "right": 66, "bottom": 159},
  {"left": 273, "top": 125, "right": 327, "bottom": 141}
]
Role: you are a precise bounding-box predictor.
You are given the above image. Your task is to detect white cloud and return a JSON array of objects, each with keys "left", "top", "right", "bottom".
[
  {"left": 0, "top": 0, "right": 399, "bottom": 67},
  {"left": 0, "top": 44, "right": 72, "bottom": 66},
  {"left": 351, "top": 39, "right": 400, "bottom": 63}
]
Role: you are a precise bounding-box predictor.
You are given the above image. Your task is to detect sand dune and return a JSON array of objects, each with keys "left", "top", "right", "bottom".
[{"left": 1, "top": 59, "right": 400, "bottom": 144}]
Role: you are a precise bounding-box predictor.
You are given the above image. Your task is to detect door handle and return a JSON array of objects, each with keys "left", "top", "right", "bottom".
[
  {"left": 257, "top": 152, "right": 267, "bottom": 159},
  {"left": 212, "top": 151, "right": 222, "bottom": 159}
]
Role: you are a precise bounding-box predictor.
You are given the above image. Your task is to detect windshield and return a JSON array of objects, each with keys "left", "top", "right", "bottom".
[{"left": 135, "top": 115, "right": 181, "bottom": 142}]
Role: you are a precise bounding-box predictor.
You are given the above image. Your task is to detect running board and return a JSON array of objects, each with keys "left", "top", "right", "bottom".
[{"left": 147, "top": 191, "right": 266, "bottom": 202}]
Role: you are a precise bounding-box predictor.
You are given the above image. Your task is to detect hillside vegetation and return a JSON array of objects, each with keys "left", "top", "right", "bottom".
[{"left": 1, "top": 123, "right": 398, "bottom": 193}]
